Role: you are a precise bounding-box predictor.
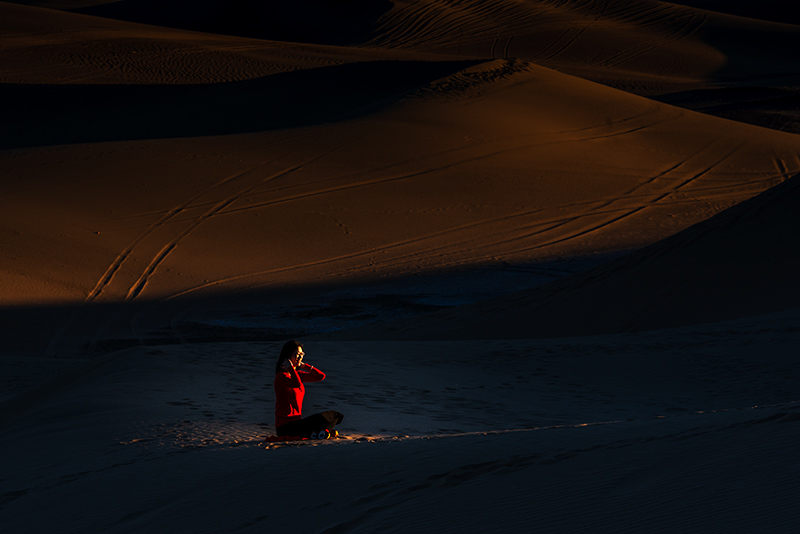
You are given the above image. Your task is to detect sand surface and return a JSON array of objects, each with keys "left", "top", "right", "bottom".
[{"left": 2, "top": 1, "right": 799, "bottom": 532}]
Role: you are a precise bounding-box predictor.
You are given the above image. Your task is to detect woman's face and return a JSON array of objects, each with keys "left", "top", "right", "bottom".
[{"left": 289, "top": 347, "right": 304, "bottom": 367}]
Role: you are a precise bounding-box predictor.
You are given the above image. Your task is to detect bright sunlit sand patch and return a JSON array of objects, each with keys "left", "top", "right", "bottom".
[{"left": 119, "top": 420, "right": 270, "bottom": 450}]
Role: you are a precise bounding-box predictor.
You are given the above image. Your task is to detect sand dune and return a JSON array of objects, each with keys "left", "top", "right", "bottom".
[
  {"left": 327, "top": 171, "right": 800, "bottom": 340},
  {"left": 366, "top": 0, "right": 800, "bottom": 132},
  {"left": 69, "top": 0, "right": 394, "bottom": 46},
  {"left": 0, "top": 1, "right": 430, "bottom": 86},
  {"left": 2, "top": 1, "right": 800, "bottom": 532},
  {"left": 3, "top": 30, "right": 799, "bottom": 307},
  {"left": 367, "top": 0, "right": 800, "bottom": 82}
]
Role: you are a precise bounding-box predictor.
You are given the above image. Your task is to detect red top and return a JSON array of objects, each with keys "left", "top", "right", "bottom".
[{"left": 274, "top": 365, "right": 326, "bottom": 428}]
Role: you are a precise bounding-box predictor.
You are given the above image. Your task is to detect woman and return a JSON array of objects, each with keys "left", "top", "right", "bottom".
[{"left": 274, "top": 340, "right": 344, "bottom": 439}]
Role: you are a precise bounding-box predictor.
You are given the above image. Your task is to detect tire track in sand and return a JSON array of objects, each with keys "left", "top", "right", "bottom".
[
  {"left": 532, "top": 0, "right": 608, "bottom": 62},
  {"left": 162, "top": 114, "right": 755, "bottom": 297},
  {"left": 288, "top": 137, "right": 780, "bottom": 277},
  {"left": 490, "top": 142, "right": 759, "bottom": 259},
  {"left": 84, "top": 134, "right": 308, "bottom": 303},
  {"left": 154, "top": 108, "right": 706, "bottom": 294},
  {"left": 120, "top": 132, "right": 368, "bottom": 302}
]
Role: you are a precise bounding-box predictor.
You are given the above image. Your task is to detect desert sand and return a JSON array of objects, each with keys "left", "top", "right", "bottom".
[{"left": 2, "top": 1, "right": 799, "bottom": 532}]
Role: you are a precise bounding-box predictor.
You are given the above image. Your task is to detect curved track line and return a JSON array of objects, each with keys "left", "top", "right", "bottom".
[
  {"left": 499, "top": 153, "right": 753, "bottom": 258},
  {"left": 161, "top": 185, "right": 702, "bottom": 301},
  {"left": 534, "top": 26, "right": 570, "bottom": 55},
  {"left": 122, "top": 160, "right": 308, "bottom": 302},
  {"left": 503, "top": 35, "right": 513, "bottom": 58},
  {"left": 181, "top": 147, "right": 741, "bottom": 296},
  {"left": 672, "top": 141, "right": 745, "bottom": 192},
  {"left": 534, "top": 27, "right": 584, "bottom": 62},
  {"left": 534, "top": 0, "right": 609, "bottom": 61},
  {"left": 84, "top": 132, "right": 311, "bottom": 303},
  {"left": 309, "top": 148, "right": 783, "bottom": 276},
  {"left": 161, "top": 174, "right": 781, "bottom": 302},
  {"left": 157, "top": 111, "right": 785, "bottom": 300},
  {"left": 123, "top": 132, "right": 369, "bottom": 302},
  {"left": 139, "top": 108, "right": 683, "bottom": 294},
  {"left": 159, "top": 205, "right": 558, "bottom": 300},
  {"left": 368, "top": 173, "right": 783, "bottom": 274}
]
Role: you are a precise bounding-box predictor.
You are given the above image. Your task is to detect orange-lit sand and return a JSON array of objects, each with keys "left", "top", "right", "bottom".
[{"left": 2, "top": 1, "right": 799, "bottom": 531}]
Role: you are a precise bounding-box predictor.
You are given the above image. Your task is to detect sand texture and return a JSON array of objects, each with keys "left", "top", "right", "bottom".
[{"left": 2, "top": 1, "right": 800, "bottom": 532}]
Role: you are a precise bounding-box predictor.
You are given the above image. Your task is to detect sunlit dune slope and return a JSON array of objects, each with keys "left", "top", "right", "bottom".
[
  {"left": 3, "top": 56, "right": 799, "bottom": 306},
  {"left": 331, "top": 172, "right": 800, "bottom": 340}
]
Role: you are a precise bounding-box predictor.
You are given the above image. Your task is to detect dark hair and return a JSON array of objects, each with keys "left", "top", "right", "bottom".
[{"left": 275, "top": 340, "right": 303, "bottom": 374}]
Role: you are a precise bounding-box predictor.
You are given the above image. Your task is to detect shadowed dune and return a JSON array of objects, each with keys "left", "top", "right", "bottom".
[
  {"left": 0, "top": 1, "right": 437, "bottom": 86},
  {"left": 8, "top": 0, "right": 800, "bottom": 129},
  {"left": 369, "top": 0, "right": 800, "bottom": 132},
  {"left": 0, "top": 59, "right": 477, "bottom": 148},
  {"left": 71, "top": 0, "right": 394, "bottom": 46},
  {"left": 13, "top": 0, "right": 800, "bottom": 83},
  {"left": 667, "top": 0, "right": 800, "bottom": 25},
  {"left": 362, "top": 0, "right": 800, "bottom": 81}
]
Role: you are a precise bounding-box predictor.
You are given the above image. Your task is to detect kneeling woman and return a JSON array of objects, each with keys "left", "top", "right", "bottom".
[{"left": 274, "top": 340, "right": 344, "bottom": 439}]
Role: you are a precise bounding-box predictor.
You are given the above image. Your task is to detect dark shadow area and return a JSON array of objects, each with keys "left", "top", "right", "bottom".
[
  {"left": 641, "top": 22, "right": 800, "bottom": 134},
  {"left": 653, "top": 86, "right": 800, "bottom": 134},
  {"left": 0, "top": 255, "right": 611, "bottom": 360},
  {"left": 666, "top": 0, "right": 800, "bottom": 25},
  {"left": 70, "top": 0, "right": 394, "bottom": 45},
  {"left": 694, "top": 21, "right": 800, "bottom": 87},
  {"left": 0, "top": 59, "right": 477, "bottom": 149}
]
